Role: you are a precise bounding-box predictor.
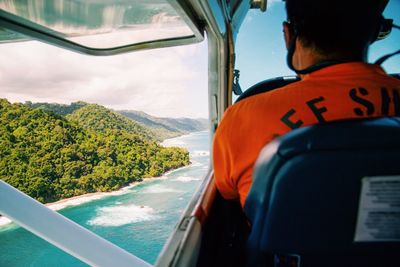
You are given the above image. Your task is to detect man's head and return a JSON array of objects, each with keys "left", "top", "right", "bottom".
[{"left": 284, "top": 0, "right": 388, "bottom": 69}]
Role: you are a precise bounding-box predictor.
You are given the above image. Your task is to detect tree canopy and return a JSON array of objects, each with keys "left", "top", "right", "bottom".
[
  {"left": 0, "top": 99, "right": 190, "bottom": 203},
  {"left": 27, "top": 101, "right": 208, "bottom": 141}
]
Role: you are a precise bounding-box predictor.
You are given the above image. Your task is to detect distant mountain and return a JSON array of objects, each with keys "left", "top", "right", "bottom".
[
  {"left": 119, "top": 110, "right": 208, "bottom": 139},
  {"left": 27, "top": 102, "right": 208, "bottom": 141},
  {"left": 158, "top": 117, "right": 208, "bottom": 133}
]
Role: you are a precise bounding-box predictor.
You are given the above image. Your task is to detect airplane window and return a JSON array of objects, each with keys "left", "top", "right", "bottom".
[
  {"left": 235, "top": 1, "right": 292, "bottom": 93},
  {"left": 370, "top": 0, "right": 400, "bottom": 73},
  {"left": 0, "top": 0, "right": 195, "bottom": 49},
  {"left": 235, "top": 0, "right": 400, "bottom": 96},
  {"left": 0, "top": 32, "right": 208, "bottom": 265}
]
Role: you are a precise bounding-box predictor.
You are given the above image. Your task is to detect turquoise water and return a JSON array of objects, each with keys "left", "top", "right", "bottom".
[{"left": 0, "top": 131, "right": 210, "bottom": 266}]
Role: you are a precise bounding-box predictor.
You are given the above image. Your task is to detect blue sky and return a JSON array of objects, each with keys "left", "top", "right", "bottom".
[{"left": 235, "top": 0, "right": 400, "bottom": 90}]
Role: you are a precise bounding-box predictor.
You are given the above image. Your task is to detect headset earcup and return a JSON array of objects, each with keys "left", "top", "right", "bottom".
[{"left": 373, "top": 17, "right": 393, "bottom": 43}]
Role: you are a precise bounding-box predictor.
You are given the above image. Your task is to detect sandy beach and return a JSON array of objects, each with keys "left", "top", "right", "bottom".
[
  {"left": 0, "top": 132, "right": 199, "bottom": 228},
  {"left": 0, "top": 178, "right": 146, "bottom": 228},
  {"left": 0, "top": 163, "right": 192, "bottom": 228}
]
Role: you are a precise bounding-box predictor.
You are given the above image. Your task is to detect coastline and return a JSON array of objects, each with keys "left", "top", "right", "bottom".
[
  {"left": 0, "top": 163, "right": 192, "bottom": 228},
  {"left": 0, "top": 130, "right": 204, "bottom": 229},
  {"left": 0, "top": 181, "right": 138, "bottom": 228}
]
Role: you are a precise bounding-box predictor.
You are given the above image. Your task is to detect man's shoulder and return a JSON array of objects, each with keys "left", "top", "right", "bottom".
[
  {"left": 219, "top": 81, "right": 304, "bottom": 129},
  {"left": 382, "top": 73, "right": 400, "bottom": 84},
  {"left": 231, "top": 80, "right": 306, "bottom": 110}
]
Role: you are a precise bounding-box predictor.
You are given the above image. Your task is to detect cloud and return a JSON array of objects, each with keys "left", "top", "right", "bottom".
[{"left": 0, "top": 38, "right": 208, "bottom": 118}]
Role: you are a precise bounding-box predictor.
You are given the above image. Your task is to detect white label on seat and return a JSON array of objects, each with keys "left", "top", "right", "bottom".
[{"left": 354, "top": 176, "right": 400, "bottom": 242}]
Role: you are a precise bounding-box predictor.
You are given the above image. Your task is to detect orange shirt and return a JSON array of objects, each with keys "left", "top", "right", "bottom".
[{"left": 213, "top": 62, "right": 400, "bottom": 208}]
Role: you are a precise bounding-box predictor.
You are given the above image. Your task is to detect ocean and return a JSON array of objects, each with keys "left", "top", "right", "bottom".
[{"left": 0, "top": 131, "right": 210, "bottom": 266}]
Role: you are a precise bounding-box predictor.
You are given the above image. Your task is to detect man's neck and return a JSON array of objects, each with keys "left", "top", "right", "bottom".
[
  {"left": 293, "top": 39, "right": 367, "bottom": 78},
  {"left": 293, "top": 40, "right": 324, "bottom": 77}
]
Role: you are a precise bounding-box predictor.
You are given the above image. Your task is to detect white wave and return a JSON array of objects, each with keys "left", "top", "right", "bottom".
[
  {"left": 147, "top": 175, "right": 168, "bottom": 181},
  {"left": 0, "top": 216, "right": 12, "bottom": 227},
  {"left": 164, "top": 165, "right": 192, "bottom": 176},
  {"left": 47, "top": 189, "right": 132, "bottom": 212},
  {"left": 88, "top": 204, "right": 158, "bottom": 227},
  {"left": 119, "top": 182, "right": 141, "bottom": 191},
  {"left": 0, "top": 191, "right": 122, "bottom": 228},
  {"left": 160, "top": 132, "right": 193, "bottom": 147},
  {"left": 173, "top": 176, "right": 200, "bottom": 183},
  {"left": 190, "top": 161, "right": 203, "bottom": 167},
  {"left": 164, "top": 160, "right": 206, "bottom": 177},
  {"left": 192, "top": 150, "right": 210, "bottom": 157},
  {"left": 0, "top": 180, "right": 144, "bottom": 228},
  {"left": 140, "top": 184, "right": 182, "bottom": 194},
  {"left": 48, "top": 194, "right": 107, "bottom": 211}
]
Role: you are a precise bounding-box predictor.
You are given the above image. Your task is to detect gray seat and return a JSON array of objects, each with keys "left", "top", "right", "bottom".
[{"left": 244, "top": 117, "right": 400, "bottom": 267}]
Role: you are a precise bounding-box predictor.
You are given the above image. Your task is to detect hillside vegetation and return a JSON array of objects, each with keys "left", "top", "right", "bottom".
[
  {"left": 26, "top": 101, "right": 87, "bottom": 116},
  {"left": 0, "top": 99, "right": 189, "bottom": 203},
  {"left": 66, "top": 104, "right": 157, "bottom": 141},
  {"left": 28, "top": 102, "right": 208, "bottom": 141}
]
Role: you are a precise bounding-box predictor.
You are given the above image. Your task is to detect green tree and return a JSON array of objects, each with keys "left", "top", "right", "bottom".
[{"left": 0, "top": 99, "right": 190, "bottom": 203}]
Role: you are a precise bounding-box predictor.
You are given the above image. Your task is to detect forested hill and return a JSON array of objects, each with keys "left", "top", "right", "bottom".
[
  {"left": 0, "top": 99, "right": 189, "bottom": 203},
  {"left": 26, "top": 101, "right": 87, "bottom": 116},
  {"left": 27, "top": 102, "right": 208, "bottom": 141},
  {"left": 66, "top": 104, "right": 157, "bottom": 141}
]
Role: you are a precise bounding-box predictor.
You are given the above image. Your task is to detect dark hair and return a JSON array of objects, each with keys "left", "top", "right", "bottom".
[{"left": 285, "top": 0, "right": 386, "bottom": 59}]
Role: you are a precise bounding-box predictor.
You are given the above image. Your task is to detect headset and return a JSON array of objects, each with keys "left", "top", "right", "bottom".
[
  {"left": 285, "top": 0, "right": 399, "bottom": 75},
  {"left": 375, "top": 17, "right": 400, "bottom": 65}
]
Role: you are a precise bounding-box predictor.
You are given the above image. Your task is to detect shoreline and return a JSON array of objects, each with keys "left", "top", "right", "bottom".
[
  {"left": 0, "top": 163, "right": 191, "bottom": 228},
  {"left": 0, "top": 130, "right": 206, "bottom": 229},
  {"left": 0, "top": 181, "right": 139, "bottom": 228}
]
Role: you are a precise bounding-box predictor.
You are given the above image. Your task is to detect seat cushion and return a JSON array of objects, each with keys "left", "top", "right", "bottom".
[{"left": 244, "top": 117, "right": 400, "bottom": 266}]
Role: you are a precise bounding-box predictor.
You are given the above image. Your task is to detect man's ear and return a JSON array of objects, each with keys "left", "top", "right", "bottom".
[{"left": 283, "top": 22, "right": 292, "bottom": 49}]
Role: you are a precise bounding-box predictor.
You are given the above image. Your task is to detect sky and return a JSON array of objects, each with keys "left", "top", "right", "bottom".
[
  {"left": 235, "top": 0, "right": 400, "bottom": 91},
  {"left": 0, "top": 39, "right": 208, "bottom": 118},
  {"left": 1, "top": 0, "right": 399, "bottom": 118}
]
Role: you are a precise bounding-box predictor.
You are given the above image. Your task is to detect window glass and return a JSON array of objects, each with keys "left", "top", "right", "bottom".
[
  {"left": 369, "top": 0, "right": 400, "bottom": 72},
  {"left": 235, "top": 0, "right": 400, "bottom": 94},
  {"left": 0, "top": 0, "right": 194, "bottom": 48},
  {"left": 235, "top": 2, "right": 292, "bottom": 93},
  {"left": 0, "top": 29, "right": 208, "bottom": 265}
]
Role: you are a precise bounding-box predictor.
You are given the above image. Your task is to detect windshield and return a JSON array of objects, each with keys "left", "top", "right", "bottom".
[{"left": 235, "top": 0, "right": 400, "bottom": 92}]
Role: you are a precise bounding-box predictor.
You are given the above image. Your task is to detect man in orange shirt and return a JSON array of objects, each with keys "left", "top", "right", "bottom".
[{"left": 213, "top": 0, "right": 400, "bottom": 208}]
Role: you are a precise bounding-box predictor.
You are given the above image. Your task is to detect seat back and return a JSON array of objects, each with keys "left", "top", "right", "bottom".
[{"left": 244, "top": 117, "right": 400, "bottom": 267}]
